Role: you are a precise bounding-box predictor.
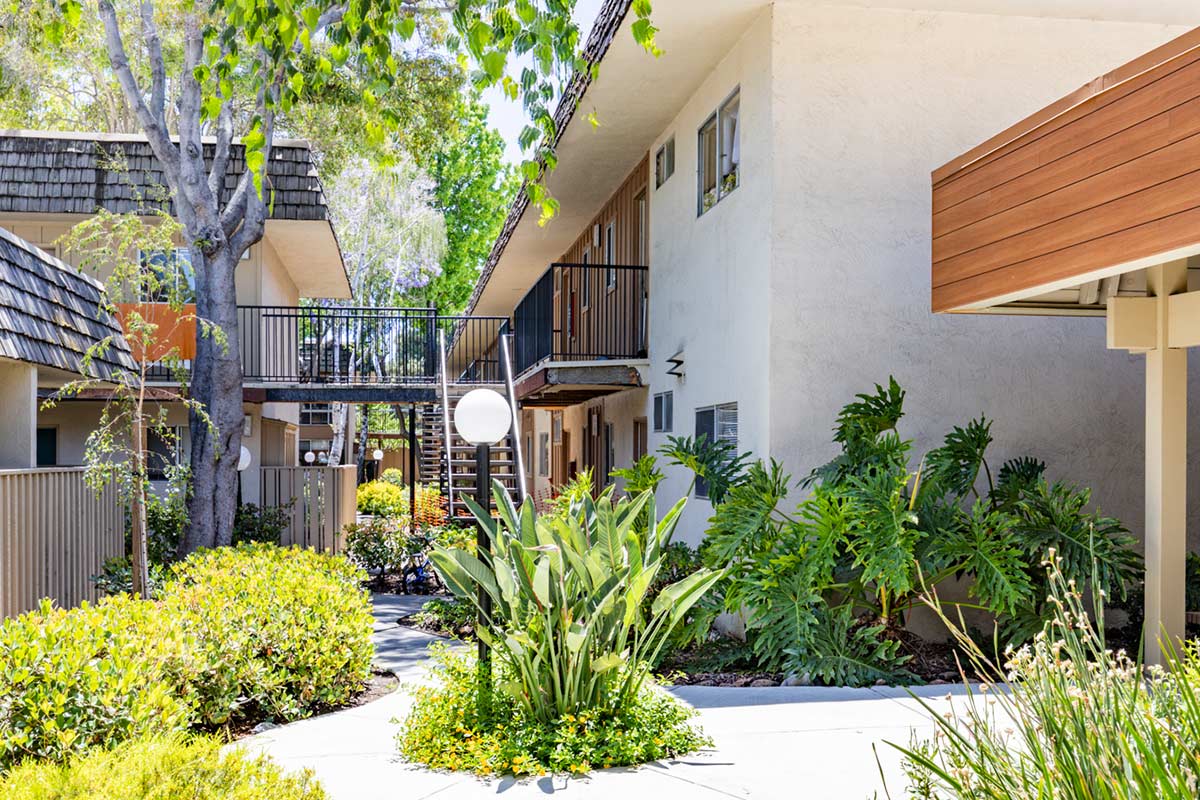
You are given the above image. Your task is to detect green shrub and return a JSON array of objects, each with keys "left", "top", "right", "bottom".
[
  {"left": 431, "top": 485, "right": 721, "bottom": 726},
  {"left": 344, "top": 516, "right": 407, "bottom": 573},
  {"left": 398, "top": 647, "right": 708, "bottom": 776},
  {"left": 1, "top": 734, "right": 326, "bottom": 799},
  {"left": 891, "top": 560, "right": 1200, "bottom": 800},
  {"left": 0, "top": 596, "right": 195, "bottom": 769},
  {"left": 410, "top": 597, "right": 474, "bottom": 637},
  {"left": 665, "top": 378, "right": 1141, "bottom": 686},
  {"left": 161, "top": 544, "right": 374, "bottom": 726},
  {"left": 232, "top": 502, "right": 293, "bottom": 545},
  {"left": 356, "top": 480, "right": 408, "bottom": 517},
  {"left": 379, "top": 468, "right": 407, "bottom": 487},
  {"left": 0, "top": 546, "right": 373, "bottom": 770}
]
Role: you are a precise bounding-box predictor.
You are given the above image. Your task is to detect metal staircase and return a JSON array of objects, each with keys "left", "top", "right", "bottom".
[{"left": 419, "top": 331, "right": 526, "bottom": 519}]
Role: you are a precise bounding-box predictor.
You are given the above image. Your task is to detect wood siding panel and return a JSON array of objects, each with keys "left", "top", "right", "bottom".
[{"left": 931, "top": 27, "right": 1200, "bottom": 312}]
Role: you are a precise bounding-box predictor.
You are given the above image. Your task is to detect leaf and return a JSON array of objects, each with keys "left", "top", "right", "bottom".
[{"left": 591, "top": 653, "right": 624, "bottom": 673}]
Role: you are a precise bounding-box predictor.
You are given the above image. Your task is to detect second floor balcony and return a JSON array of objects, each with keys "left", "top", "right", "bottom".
[
  {"left": 511, "top": 263, "right": 648, "bottom": 376},
  {"left": 133, "top": 305, "right": 507, "bottom": 400},
  {"left": 509, "top": 263, "right": 649, "bottom": 406}
]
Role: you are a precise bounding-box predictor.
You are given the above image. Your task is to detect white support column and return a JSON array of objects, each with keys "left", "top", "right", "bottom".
[
  {"left": 0, "top": 360, "right": 37, "bottom": 469},
  {"left": 1144, "top": 261, "right": 1188, "bottom": 666}
]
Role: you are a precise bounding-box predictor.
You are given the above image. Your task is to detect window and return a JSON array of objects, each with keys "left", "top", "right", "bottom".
[
  {"left": 300, "top": 403, "right": 333, "bottom": 426},
  {"left": 552, "top": 412, "right": 563, "bottom": 444},
  {"left": 147, "top": 427, "right": 183, "bottom": 480},
  {"left": 36, "top": 427, "right": 57, "bottom": 467},
  {"left": 524, "top": 433, "right": 534, "bottom": 478},
  {"left": 581, "top": 248, "right": 591, "bottom": 308},
  {"left": 300, "top": 439, "right": 332, "bottom": 464},
  {"left": 694, "top": 403, "right": 738, "bottom": 498},
  {"left": 635, "top": 191, "right": 648, "bottom": 265},
  {"left": 538, "top": 432, "right": 550, "bottom": 478},
  {"left": 604, "top": 422, "right": 615, "bottom": 486},
  {"left": 655, "top": 137, "right": 675, "bottom": 188},
  {"left": 139, "top": 248, "right": 195, "bottom": 303},
  {"left": 653, "top": 391, "right": 673, "bottom": 432},
  {"left": 633, "top": 418, "right": 648, "bottom": 461},
  {"left": 605, "top": 221, "right": 617, "bottom": 289},
  {"left": 698, "top": 88, "right": 741, "bottom": 215}
]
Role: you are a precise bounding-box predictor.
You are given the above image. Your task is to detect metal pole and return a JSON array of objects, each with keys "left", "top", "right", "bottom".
[
  {"left": 476, "top": 442, "right": 492, "bottom": 719},
  {"left": 408, "top": 404, "right": 417, "bottom": 528}
]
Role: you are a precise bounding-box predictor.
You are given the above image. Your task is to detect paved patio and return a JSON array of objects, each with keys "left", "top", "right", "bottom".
[{"left": 240, "top": 595, "right": 965, "bottom": 798}]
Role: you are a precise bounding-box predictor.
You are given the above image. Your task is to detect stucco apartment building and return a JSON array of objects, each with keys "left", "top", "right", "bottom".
[
  {"left": 471, "top": 0, "right": 1200, "bottom": 543},
  {"left": 0, "top": 131, "right": 354, "bottom": 505}
]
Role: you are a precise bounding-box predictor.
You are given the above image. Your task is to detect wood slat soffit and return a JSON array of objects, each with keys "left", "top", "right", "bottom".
[{"left": 931, "top": 28, "right": 1200, "bottom": 313}]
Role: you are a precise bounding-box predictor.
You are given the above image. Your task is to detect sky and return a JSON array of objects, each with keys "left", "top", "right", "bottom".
[{"left": 481, "top": 0, "right": 606, "bottom": 165}]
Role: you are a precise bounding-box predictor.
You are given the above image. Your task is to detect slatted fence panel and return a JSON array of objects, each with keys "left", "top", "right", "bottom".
[
  {"left": 260, "top": 466, "right": 356, "bottom": 554},
  {"left": 0, "top": 468, "right": 123, "bottom": 617}
]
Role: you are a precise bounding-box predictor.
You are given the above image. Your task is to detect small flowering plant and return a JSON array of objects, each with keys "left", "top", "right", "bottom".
[{"left": 884, "top": 551, "right": 1200, "bottom": 800}]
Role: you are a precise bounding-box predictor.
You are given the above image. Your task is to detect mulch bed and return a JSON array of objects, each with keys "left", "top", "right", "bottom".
[
  {"left": 364, "top": 574, "right": 442, "bottom": 595},
  {"left": 396, "top": 612, "right": 473, "bottom": 641}
]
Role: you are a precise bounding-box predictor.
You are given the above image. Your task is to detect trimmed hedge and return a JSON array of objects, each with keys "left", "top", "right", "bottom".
[
  {"left": 0, "top": 734, "right": 327, "bottom": 799},
  {"left": 356, "top": 481, "right": 407, "bottom": 517},
  {"left": 0, "top": 544, "right": 373, "bottom": 770}
]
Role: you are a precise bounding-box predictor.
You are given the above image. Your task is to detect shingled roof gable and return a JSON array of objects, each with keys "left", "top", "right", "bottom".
[
  {"left": 0, "top": 132, "right": 329, "bottom": 221},
  {"left": 0, "top": 225, "right": 135, "bottom": 381}
]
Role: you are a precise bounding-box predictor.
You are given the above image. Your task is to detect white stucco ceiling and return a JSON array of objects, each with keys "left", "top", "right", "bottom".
[
  {"left": 472, "top": 0, "right": 771, "bottom": 318},
  {"left": 774, "top": 0, "right": 1200, "bottom": 25}
]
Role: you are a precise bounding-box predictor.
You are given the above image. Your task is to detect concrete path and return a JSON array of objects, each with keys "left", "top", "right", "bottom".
[{"left": 241, "top": 594, "right": 965, "bottom": 799}]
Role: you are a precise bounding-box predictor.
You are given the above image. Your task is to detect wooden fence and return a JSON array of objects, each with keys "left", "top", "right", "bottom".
[
  {"left": 260, "top": 466, "right": 356, "bottom": 554},
  {"left": 0, "top": 468, "right": 124, "bottom": 618}
]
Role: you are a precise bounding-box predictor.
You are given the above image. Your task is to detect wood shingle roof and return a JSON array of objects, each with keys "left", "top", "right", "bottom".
[
  {"left": 0, "top": 132, "right": 329, "bottom": 221},
  {"left": 0, "top": 226, "right": 135, "bottom": 381}
]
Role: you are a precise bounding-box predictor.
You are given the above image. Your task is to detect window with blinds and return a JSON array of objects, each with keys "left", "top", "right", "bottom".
[{"left": 694, "top": 402, "right": 738, "bottom": 498}]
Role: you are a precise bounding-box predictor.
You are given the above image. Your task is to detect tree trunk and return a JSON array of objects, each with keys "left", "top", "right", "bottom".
[
  {"left": 183, "top": 246, "right": 244, "bottom": 552},
  {"left": 329, "top": 402, "right": 349, "bottom": 467},
  {"left": 356, "top": 404, "right": 369, "bottom": 482},
  {"left": 130, "top": 423, "right": 150, "bottom": 596}
]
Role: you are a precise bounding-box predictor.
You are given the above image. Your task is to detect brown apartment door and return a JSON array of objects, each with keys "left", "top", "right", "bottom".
[{"left": 583, "top": 406, "right": 604, "bottom": 493}]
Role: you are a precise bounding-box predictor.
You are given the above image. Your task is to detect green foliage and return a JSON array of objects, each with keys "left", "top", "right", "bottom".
[
  {"left": 231, "top": 502, "right": 293, "bottom": 545},
  {"left": 676, "top": 378, "right": 1141, "bottom": 686},
  {"left": 0, "top": 544, "right": 374, "bottom": 769},
  {"left": 161, "top": 544, "right": 374, "bottom": 726},
  {"left": 543, "top": 469, "right": 595, "bottom": 521},
  {"left": 1188, "top": 553, "right": 1200, "bottom": 611},
  {"left": 379, "top": 468, "right": 406, "bottom": 488},
  {"left": 356, "top": 480, "right": 408, "bottom": 517},
  {"left": 430, "top": 484, "right": 722, "bottom": 726},
  {"left": 1, "top": 734, "right": 327, "bottom": 799},
  {"left": 344, "top": 517, "right": 407, "bottom": 574},
  {"left": 610, "top": 454, "right": 666, "bottom": 495},
  {"left": 0, "top": 595, "right": 194, "bottom": 769},
  {"left": 660, "top": 435, "right": 749, "bottom": 504},
  {"left": 410, "top": 598, "right": 475, "bottom": 638},
  {"left": 891, "top": 561, "right": 1200, "bottom": 800},
  {"left": 398, "top": 647, "right": 709, "bottom": 776}
]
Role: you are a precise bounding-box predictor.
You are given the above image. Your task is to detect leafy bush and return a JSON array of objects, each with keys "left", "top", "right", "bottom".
[
  {"left": 92, "top": 557, "right": 169, "bottom": 598},
  {"left": 95, "top": 487, "right": 189, "bottom": 596},
  {"left": 344, "top": 516, "right": 407, "bottom": 573},
  {"left": 0, "top": 596, "right": 194, "bottom": 769},
  {"left": 668, "top": 378, "right": 1140, "bottom": 686},
  {"left": 232, "top": 502, "right": 293, "bottom": 545},
  {"left": 161, "top": 544, "right": 374, "bottom": 726},
  {"left": 356, "top": 480, "right": 407, "bottom": 517},
  {"left": 410, "top": 597, "right": 475, "bottom": 637},
  {"left": 891, "top": 559, "right": 1200, "bottom": 800},
  {"left": 1, "top": 734, "right": 326, "bottom": 799},
  {"left": 543, "top": 469, "right": 594, "bottom": 521},
  {"left": 431, "top": 485, "right": 721, "bottom": 725},
  {"left": 398, "top": 647, "right": 709, "bottom": 776},
  {"left": 379, "top": 468, "right": 407, "bottom": 487},
  {"left": 0, "top": 545, "right": 374, "bottom": 769}
]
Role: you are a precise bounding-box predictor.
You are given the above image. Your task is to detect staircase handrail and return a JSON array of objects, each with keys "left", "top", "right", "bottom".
[
  {"left": 437, "top": 328, "right": 454, "bottom": 514},
  {"left": 500, "top": 332, "right": 527, "bottom": 503}
]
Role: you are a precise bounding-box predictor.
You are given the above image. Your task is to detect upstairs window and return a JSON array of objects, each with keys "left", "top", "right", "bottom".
[
  {"left": 655, "top": 137, "right": 675, "bottom": 188},
  {"left": 653, "top": 391, "right": 673, "bottom": 432},
  {"left": 140, "top": 248, "right": 195, "bottom": 303},
  {"left": 300, "top": 403, "right": 333, "bottom": 426},
  {"left": 605, "top": 222, "right": 617, "bottom": 289},
  {"left": 698, "top": 88, "right": 741, "bottom": 215},
  {"left": 694, "top": 402, "right": 738, "bottom": 498}
]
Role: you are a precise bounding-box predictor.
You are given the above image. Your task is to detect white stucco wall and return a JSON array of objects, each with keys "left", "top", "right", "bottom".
[
  {"left": 0, "top": 360, "right": 37, "bottom": 468},
  {"left": 765, "top": 5, "right": 1194, "bottom": 547},
  {"left": 647, "top": 9, "right": 775, "bottom": 543}
]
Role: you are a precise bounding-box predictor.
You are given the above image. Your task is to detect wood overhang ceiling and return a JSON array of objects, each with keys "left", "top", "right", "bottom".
[{"left": 931, "top": 27, "right": 1200, "bottom": 315}]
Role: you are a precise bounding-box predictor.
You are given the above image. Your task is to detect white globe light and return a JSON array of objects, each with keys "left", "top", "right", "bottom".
[
  {"left": 303, "top": 450, "right": 316, "bottom": 464},
  {"left": 373, "top": 448, "right": 385, "bottom": 461},
  {"left": 237, "top": 445, "right": 252, "bottom": 472},
  {"left": 453, "top": 388, "right": 512, "bottom": 445}
]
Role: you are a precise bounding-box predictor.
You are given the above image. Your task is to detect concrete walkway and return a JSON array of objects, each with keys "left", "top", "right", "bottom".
[{"left": 241, "top": 595, "right": 963, "bottom": 799}]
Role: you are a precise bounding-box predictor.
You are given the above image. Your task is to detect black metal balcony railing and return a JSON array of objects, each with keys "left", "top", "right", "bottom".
[
  {"left": 144, "top": 307, "right": 507, "bottom": 386},
  {"left": 512, "top": 263, "right": 648, "bottom": 376}
]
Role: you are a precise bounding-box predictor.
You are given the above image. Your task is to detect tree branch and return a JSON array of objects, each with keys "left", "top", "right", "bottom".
[
  {"left": 207, "top": 96, "right": 233, "bottom": 200},
  {"left": 97, "top": 0, "right": 179, "bottom": 178},
  {"left": 138, "top": 0, "right": 166, "bottom": 127}
]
